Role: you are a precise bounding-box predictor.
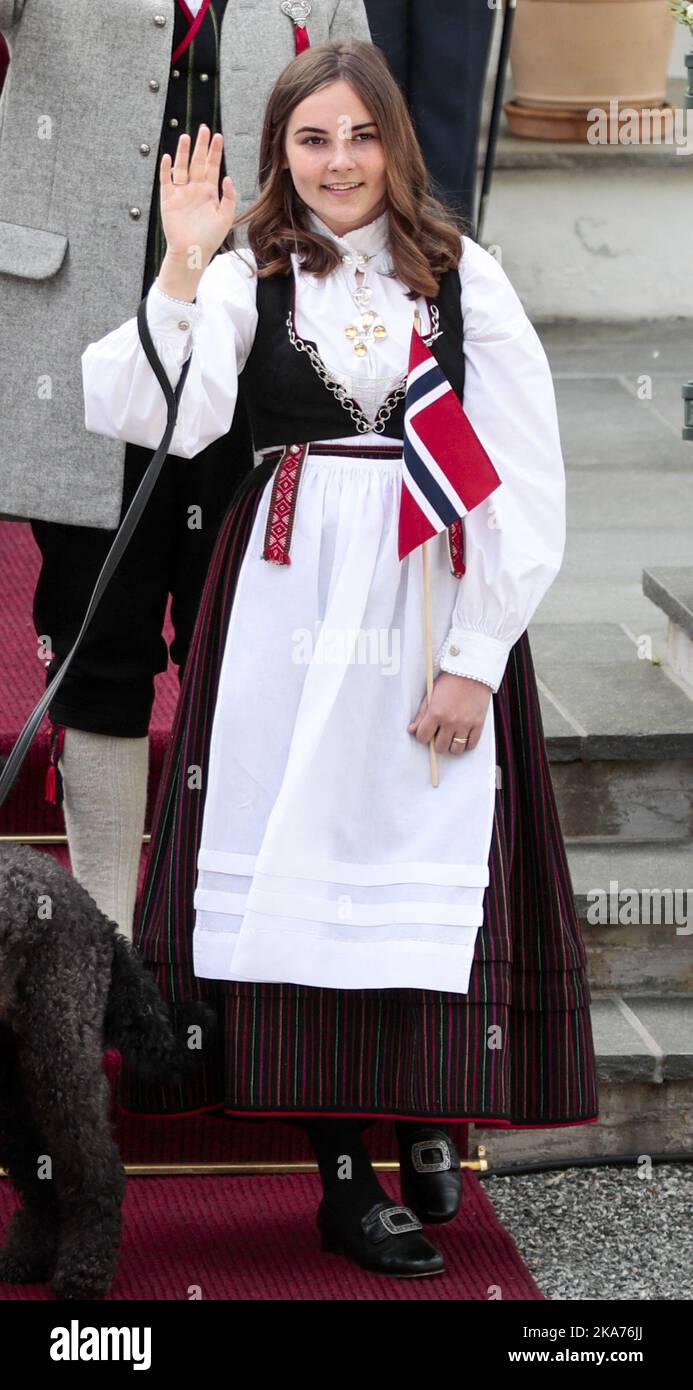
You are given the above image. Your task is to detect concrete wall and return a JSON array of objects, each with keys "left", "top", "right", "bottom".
[{"left": 483, "top": 164, "right": 693, "bottom": 321}]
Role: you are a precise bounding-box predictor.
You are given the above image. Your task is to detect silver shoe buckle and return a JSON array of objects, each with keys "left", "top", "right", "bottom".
[
  {"left": 379, "top": 1205, "right": 422, "bottom": 1236},
  {"left": 411, "top": 1138, "right": 452, "bottom": 1174}
]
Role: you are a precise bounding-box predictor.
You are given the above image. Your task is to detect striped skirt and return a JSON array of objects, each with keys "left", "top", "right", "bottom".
[{"left": 118, "top": 457, "right": 599, "bottom": 1128}]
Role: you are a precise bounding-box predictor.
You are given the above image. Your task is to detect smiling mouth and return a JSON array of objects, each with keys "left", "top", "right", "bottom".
[{"left": 322, "top": 183, "right": 363, "bottom": 191}]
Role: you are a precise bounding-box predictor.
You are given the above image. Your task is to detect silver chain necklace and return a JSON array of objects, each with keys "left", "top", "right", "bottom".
[{"left": 286, "top": 302, "right": 443, "bottom": 435}]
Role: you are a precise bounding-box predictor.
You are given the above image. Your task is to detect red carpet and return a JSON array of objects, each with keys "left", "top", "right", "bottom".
[{"left": 0, "top": 1171, "right": 543, "bottom": 1300}]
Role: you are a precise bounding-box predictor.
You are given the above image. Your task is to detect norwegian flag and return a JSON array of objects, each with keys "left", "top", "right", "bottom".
[{"left": 398, "top": 325, "right": 502, "bottom": 562}]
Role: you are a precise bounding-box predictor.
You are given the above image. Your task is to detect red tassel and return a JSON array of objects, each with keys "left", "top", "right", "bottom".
[
  {"left": 281, "top": 1, "right": 311, "bottom": 52},
  {"left": 294, "top": 22, "right": 310, "bottom": 53},
  {"left": 45, "top": 721, "right": 66, "bottom": 807},
  {"left": 262, "top": 444, "right": 306, "bottom": 564}
]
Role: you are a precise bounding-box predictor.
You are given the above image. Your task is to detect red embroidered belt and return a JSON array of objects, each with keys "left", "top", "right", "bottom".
[{"left": 260, "top": 442, "right": 465, "bottom": 576}]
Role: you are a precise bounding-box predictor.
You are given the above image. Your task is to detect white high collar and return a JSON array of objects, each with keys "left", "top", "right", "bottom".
[{"left": 306, "top": 207, "right": 391, "bottom": 261}]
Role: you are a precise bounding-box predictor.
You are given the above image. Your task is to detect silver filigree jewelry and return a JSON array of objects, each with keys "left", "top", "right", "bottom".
[
  {"left": 342, "top": 259, "right": 376, "bottom": 318},
  {"left": 416, "top": 302, "right": 443, "bottom": 344},
  {"left": 340, "top": 251, "right": 375, "bottom": 269},
  {"left": 344, "top": 310, "right": 388, "bottom": 356},
  {"left": 280, "top": 0, "right": 311, "bottom": 25},
  {"left": 341, "top": 260, "right": 375, "bottom": 315},
  {"left": 286, "top": 303, "right": 441, "bottom": 433},
  {"left": 351, "top": 284, "right": 373, "bottom": 310}
]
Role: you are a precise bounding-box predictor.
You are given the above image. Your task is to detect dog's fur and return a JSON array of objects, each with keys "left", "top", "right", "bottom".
[{"left": 0, "top": 842, "right": 216, "bottom": 1299}]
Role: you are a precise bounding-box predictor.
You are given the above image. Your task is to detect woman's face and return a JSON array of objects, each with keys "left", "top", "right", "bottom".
[{"left": 283, "top": 79, "right": 388, "bottom": 236}]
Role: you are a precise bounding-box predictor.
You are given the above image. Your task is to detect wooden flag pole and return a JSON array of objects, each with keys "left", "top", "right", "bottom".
[
  {"left": 414, "top": 306, "right": 439, "bottom": 789},
  {"left": 422, "top": 538, "right": 439, "bottom": 789}
]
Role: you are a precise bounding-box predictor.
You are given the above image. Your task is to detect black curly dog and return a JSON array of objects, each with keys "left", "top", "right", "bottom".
[{"left": 0, "top": 842, "right": 216, "bottom": 1300}]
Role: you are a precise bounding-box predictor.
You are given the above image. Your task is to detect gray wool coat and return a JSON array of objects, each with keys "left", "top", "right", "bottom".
[{"left": 0, "top": 0, "right": 371, "bottom": 529}]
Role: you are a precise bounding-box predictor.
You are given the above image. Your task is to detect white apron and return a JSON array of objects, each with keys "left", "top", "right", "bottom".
[{"left": 192, "top": 442, "right": 496, "bottom": 994}]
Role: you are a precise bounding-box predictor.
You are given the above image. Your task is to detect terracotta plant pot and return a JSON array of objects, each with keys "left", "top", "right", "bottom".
[{"left": 505, "top": 0, "right": 676, "bottom": 139}]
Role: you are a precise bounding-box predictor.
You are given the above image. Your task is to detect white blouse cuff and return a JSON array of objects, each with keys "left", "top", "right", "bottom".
[
  {"left": 147, "top": 280, "right": 200, "bottom": 339},
  {"left": 436, "top": 627, "right": 512, "bottom": 693}
]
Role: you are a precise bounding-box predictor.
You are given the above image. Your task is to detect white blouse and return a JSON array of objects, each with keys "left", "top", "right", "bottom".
[{"left": 81, "top": 210, "right": 566, "bottom": 693}]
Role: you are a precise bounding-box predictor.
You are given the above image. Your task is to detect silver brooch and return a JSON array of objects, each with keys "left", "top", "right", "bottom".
[
  {"left": 281, "top": 0, "right": 311, "bottom": 24},
  {"left": 352, "top": 286, "right": 373, "bottom": 310}
]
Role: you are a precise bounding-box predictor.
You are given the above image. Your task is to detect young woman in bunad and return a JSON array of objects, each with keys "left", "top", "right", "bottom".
[{"left": 82, "top": 39, "right": 599, "bottom": 1280}]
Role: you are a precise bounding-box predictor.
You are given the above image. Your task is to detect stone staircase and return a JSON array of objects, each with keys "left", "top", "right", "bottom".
[
  {"left": 563, "top": 627, "right": 692, "bottom": 1161},
  {"left": 473, "top": 306, "right": 693, "bottom": 1164},
  {"left": 475, "top": 617, "right": 693, "bottom": 1164},
  {"left": 479, "top": 75, "right": 692, "bottom": 321}
]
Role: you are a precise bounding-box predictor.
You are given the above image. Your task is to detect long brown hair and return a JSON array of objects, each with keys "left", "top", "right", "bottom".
[{"left": 223, "top": 39, "right": 469, "bottom": 299}]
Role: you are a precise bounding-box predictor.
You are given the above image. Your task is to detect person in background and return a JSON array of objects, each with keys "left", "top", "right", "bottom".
[
  {"left": 0, "top": 0, "right": 370, "bottom": 941},
  {"left": 365, "top": 0, "right": 495, "bottom": 225}
]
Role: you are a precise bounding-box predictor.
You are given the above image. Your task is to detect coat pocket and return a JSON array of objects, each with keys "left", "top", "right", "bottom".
[{"left": 0, "top": 220, "right": 68, "bottom": 279}]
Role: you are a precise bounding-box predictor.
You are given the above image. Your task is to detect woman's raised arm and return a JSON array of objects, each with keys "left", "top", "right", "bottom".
[
  {"left": 81, "top": 127, "right": 258, "bottom": 459},
  {"left": 81, "top": 251, "right": 258, "bottom": 459}
]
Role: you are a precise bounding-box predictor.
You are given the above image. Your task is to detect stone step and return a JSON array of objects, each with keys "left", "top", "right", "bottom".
[
  {"left": 643, "top": 566, "right": 693, "bottom": 692},
  {"left": 590, "top": 994, "right": 693, "bottom": 1085},
  {"left": 533, "top": 622, "right": 693, "bottom": 761},
  {"left": 529, "top": 622, "right": 693, "bottom": 841},
  {"left": 552, "top": 757, "right": 693, "bottom": 845},
  {"left": 473, "top": 993, "right": 693, "bottom": 1164},
  {"left": 567, "top": 843, "right": 692, "bottom": 994}
]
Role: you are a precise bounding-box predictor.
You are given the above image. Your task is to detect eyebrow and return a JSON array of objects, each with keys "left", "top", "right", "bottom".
[{"left": 293, "top": 122, "right": 378, "bottom": 134}]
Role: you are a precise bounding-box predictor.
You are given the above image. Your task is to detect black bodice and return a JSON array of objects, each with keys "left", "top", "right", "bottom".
[{"left": 238, "top": 261, "right": 466, "bottom": 450}]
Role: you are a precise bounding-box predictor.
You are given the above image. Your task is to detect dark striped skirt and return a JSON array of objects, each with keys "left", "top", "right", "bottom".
[{"left": 118, "top": 457, "right": 599, "bottom": 1128}]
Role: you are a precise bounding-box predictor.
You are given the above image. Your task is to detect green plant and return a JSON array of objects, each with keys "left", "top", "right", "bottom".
[{"left": 670, "top": 1, "right": 693, "bottom": 38}]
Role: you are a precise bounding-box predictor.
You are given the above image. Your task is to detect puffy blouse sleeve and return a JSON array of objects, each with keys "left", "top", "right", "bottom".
[
  {"left": 435, "top": 235, "right": 566, "bottom": 693},
  {"left": 81, "top": 248, "right": 258, "bottom": 459}
]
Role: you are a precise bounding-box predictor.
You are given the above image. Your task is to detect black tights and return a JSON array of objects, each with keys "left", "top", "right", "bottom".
[
  {"left": 296, "top": 1117, "right": 452, "bottom": 1211},
  {"left": 298, "top": 1118, "right": 386, "bottom": 1209}
]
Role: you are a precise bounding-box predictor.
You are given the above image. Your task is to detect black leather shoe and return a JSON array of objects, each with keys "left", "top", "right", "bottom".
[
  {"left": 398, "top": 1127, "right": 462, "bottom": 1224},
  {"left": 317, "top": 1197, "right": 445, "bottom": 1277}
]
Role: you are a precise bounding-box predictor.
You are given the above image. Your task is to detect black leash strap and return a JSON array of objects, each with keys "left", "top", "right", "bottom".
[{"left": 0, "top": 298, "right": 192, "bottom": 808}]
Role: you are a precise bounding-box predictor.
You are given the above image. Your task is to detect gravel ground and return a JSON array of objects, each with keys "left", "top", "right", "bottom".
[{"left": 482, "top": 1163, "right": 693, "bottom": 1301}]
